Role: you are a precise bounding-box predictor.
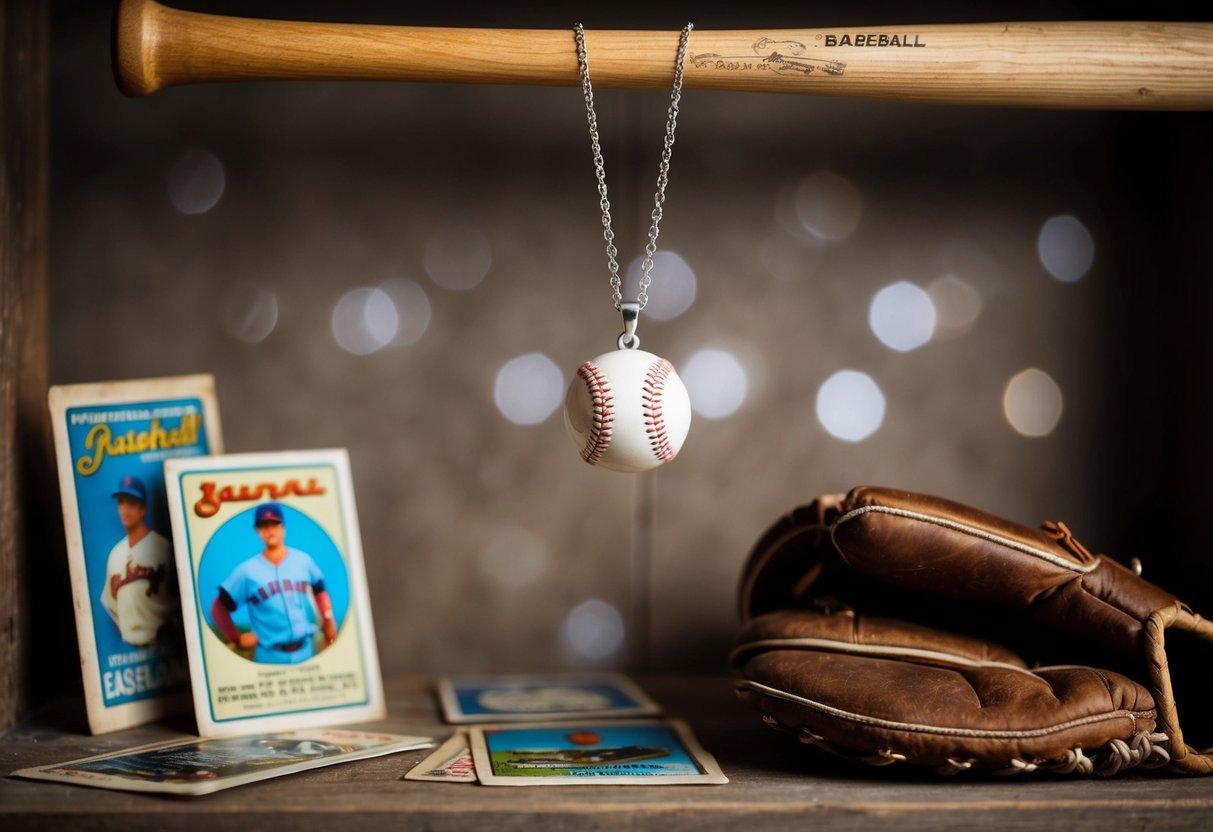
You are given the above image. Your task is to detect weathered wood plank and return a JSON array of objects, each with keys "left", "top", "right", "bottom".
[
  {"left": 0, "top": 0, "right": 50, "bottom": 735},
  {"left": 3, "top": 677, "right": 1213, "bottom": 830}
]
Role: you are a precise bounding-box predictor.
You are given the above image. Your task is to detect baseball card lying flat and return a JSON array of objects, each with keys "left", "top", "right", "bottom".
[
  {"left": 468, "top": 719, "right": 728, "bottom": 785},
  {"left": 164, "top": 450, "right": 385, "bottom": 737},
  {"left": 438, "top": 673, "right": 662, "bottom": 724},
  {"left": 12, "top": 729, "right": 432, "bottom": 796},
  {"left": 402, "top": 731, "right": 477, "bottom": 782},
  {"left": 49, "top": 375, "right": 224, "bottom": 734}
]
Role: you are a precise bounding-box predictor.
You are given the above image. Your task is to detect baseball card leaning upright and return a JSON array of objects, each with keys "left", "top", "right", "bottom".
[
  {"left": 49, "top": 374, "right": 224, "bottom": 734},
  {"left": 164, "top": 449, "right": 384, "bottom": 737}
]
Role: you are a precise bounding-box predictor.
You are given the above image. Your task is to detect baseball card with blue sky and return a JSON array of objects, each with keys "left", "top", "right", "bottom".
[
  {"left": 49, "top": 374, "right": 224, "bottom": 735},
  {"left": 164, "top": 449, "right": 385, "bottom": 737},
  {"left": 468, "top": 720, "right": 728, "bottom": 785}
]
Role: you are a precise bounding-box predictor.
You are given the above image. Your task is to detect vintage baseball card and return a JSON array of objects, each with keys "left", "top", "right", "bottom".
[
  {"left": 468, "top": 719, "right": 727, "bottom": 786},
  {"left": 438, "top": 673, "right": 662, "bottom": 724},
  {"left": 402, "top": 731, "right": 477, "bottom": 782},
  {"left": 12, "top": 729, "right": 432, "bottom": 796},
  {"left": 164, "top": 449, "right": 385, "bottom": 737},
  {"left": 49, "top": 374, "right": 224, "bottom": 734}
]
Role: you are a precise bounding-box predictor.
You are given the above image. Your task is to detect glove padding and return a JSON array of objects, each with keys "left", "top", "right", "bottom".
[
  {"left": 736, "top": 608, "right": 1164, "bottom": 775},
  {"left": 735, "top": 486, "right": 1213, "bottom": 775}
]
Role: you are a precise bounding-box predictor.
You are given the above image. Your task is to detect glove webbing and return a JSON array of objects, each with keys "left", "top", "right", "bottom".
[{"left": 1145, "top": 604, "right": 1213, "bottom": 774}]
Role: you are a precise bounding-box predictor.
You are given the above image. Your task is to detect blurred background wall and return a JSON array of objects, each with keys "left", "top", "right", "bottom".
[{"left": 43, "top": 0, "right": 1213, "bottom": 686}]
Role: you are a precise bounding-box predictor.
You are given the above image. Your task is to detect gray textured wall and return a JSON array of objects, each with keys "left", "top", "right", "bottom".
[{"left": 47, "top": 1, "right": 1213, "bottom": 680}]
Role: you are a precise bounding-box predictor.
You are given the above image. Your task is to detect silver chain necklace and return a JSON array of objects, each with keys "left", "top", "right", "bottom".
[
  {"left": 574, "top": 22, "right": 693, "bottom": 348},
  {"left": 562, "top": 24, "right": 695, "bottom": 474}
]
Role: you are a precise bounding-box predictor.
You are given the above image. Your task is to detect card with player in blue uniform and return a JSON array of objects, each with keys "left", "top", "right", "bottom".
[
  {"left": 164, "top": 450, "right": 385, "bottom": 737},
  {"left": 49, "top": 374, "right": 225, "bottom": 735}
]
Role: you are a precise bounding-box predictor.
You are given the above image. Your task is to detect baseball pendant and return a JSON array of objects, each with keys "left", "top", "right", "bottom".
[{"left": 564, "top": 345, "right": 692, "bottom": 473}]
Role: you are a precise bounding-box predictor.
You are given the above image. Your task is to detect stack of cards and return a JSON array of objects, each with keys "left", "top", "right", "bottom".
[{"left": 406, "top": 674, "right": 727, "bottom": 786}]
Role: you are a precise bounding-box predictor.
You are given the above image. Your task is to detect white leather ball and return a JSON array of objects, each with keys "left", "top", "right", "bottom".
[{"left": 564, "top": 348, "right": 692, "bottom": 473}]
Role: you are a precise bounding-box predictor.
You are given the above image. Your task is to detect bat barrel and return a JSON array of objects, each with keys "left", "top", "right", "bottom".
[{"left": 114, "top": 0, "right": 1213, "bottom": 109}]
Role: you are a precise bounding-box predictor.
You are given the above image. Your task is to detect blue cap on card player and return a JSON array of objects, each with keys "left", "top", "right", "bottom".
[
  {"left": 253, "top": 502, "right": 285, "bottom": 526},
  {"left": 111, "top": 474, "right": 147, "bottom": 502}
]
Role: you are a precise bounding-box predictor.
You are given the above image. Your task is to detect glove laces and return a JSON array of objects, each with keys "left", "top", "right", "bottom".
[{"left": 1042, "top": 520, "right": 1096, "bottom": 564}]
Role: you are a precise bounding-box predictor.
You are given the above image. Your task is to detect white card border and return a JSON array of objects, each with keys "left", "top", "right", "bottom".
[
  {"left": 48, "top": 374, "right": 224, "bottom": 735},
  {"left": 164, "top": 449, "right": 386, "bottom": 737},
  {"left": 438, "top": 673, "right": 663, "bottom": 724},
  {"left": 468, "top": 718, "right": 728, "bottom": 786}
]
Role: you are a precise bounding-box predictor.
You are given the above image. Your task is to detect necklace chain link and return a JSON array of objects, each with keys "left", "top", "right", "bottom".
[{"left": 575, "top": 22, "right": 693, "bottom": 312}]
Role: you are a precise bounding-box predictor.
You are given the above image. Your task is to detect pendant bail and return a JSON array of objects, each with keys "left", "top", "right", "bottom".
[{"left": 618, "top": 301, "right": 641, "bottom": 350}]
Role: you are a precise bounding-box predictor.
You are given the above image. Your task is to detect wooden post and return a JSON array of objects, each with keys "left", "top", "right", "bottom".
[{"left": 0, "top": 0, "right": 50, "bottom": 733}]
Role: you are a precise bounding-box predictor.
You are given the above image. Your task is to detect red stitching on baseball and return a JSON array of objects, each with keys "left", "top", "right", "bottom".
[
  {"left": 577, "top": 361, "right": 614, "bottom": 464},
  {"left": 643, "top": 359, "right": 676, "bottom": 461}
]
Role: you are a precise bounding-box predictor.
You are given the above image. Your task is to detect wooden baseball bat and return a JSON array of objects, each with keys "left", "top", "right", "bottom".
[{"left": 115, "top": 0, "right": 1213, "bottom": 109}]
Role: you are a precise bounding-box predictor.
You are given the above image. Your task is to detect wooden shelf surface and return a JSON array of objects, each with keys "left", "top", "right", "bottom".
[{"left": 3, "top": 676, "right": 1213, "bottom": 830}]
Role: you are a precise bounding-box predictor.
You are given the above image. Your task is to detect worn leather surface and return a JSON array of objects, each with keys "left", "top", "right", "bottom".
[
  {"left": 735, "top": 485, "right": 1204, "bottom": 773},
  {"left": 832, "top": 486, "right": 1180, "bottom": 655},
  {"left": 736, "top": 608, "right": 1028, "bottom": 668},
  {"left": 736, "top": 609, "right": 1157, "bottom": 770}
]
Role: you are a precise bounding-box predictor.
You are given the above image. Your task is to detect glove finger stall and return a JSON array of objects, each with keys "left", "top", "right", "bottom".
[{"left": 832, "top": 486, "right": 1179, "bottom": 655}]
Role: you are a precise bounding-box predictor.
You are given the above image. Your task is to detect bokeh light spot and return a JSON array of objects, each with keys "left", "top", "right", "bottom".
[
  {"left": 927, "top": 274, "right": 983, "bottom": 338},
  {"left": 563, "top": 599, "right": 625, "bottom": 660},
  {"left": 1038, "top": 215, "right": 1095, "bottom": 283},
  {"left": 168, "top": 147, "right": 225, "bottom": 215},
  {"left": 869, "top": 281, "right": 937, "bottom": 352},
  {"left": 332, "top": 287, "right": 399, "bottom": 355},
  {"left": 379, "top": 278, "right": 432, "bottom": 347},
  {"left": 1003, "top": 368, "right": 1064, "bottom": 437},
  {"left": 218, "top": 282, "right": 278, "bottom": 344},
  {"left": 494, "top": 353, "right": 564, "bottom": 425},
  {"left": 624, "top": 251, "right": 696, "bottom": 321},
  {"left": 794, "top": 170, "right": 863, "bottom": 242},
  {"left": 816, "top": 370, "right": 886, "bottom": 442},
  {"left": 680, "top": 349, "right": 749, "bottom": 420}
]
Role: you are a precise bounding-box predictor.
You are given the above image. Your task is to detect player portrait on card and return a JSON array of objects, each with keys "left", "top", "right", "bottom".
[
  {"left": 49, "top": 374, "right": 224, "bottom": 734},
  {"left": 164, "top": 450, "right": 385, "bottom": 736},
  {"left": 13, "top": 729, "right": 432, "bottom": 796},
  {"left": 437, "top": 673, "right": 662, "bottom": 724},
  {"left": 468, "top": 719, "right": 727, "bottom": 785}
]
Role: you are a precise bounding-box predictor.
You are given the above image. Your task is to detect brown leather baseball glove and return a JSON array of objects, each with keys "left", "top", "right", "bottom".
[{"left": 734, "top": 486, "right": 1213, "bottom": 776}]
